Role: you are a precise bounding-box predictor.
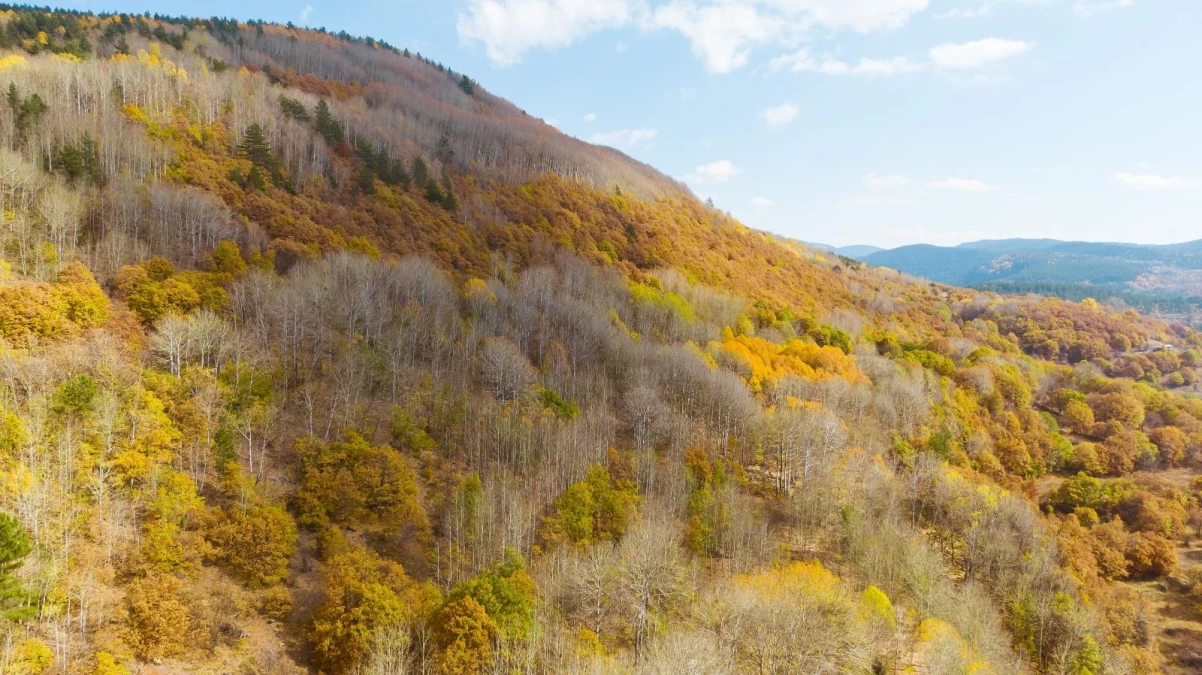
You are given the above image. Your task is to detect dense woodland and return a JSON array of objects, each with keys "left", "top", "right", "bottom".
[{"left": 4, "top": 6, "right": 1202, "bottom": 674}]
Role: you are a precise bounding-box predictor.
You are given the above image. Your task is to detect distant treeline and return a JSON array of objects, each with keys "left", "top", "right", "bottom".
[{"left": 973, "top": 281, "right": 1202, "bottom": 322}]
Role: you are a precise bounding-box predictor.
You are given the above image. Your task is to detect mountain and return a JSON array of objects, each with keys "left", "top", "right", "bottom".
[
  {"left": 3, "top": 7, "right": 1202, "bottom": 675},
  {"left": 804, "top": 242, "right": 885, "bottom": 259},
  {"left": 864, "top": 238, "right": 1202, "bottom": 319},
  {"left": 956, "top": 238, "right": 1066, "bottom": 252}
]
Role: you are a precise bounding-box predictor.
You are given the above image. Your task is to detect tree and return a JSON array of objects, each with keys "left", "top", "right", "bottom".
[
  {"left": 717, "top": 560, "right": 874, "bottom": 673},
  {"left": 443, "top": 548, "right": 536, "bottom": 641},
  {"left": 1125, "top": 531, "right": 1177, "bottom": 578},
  {"left": 412, "top": 156, "right": 429, "bottom": 187},
  {"left": 1149, "top": 426, "right": 1187, "bottom": 466},
  {"left": 294, "top": 433, "right": 430, "bottom": 539},
  {"left": 479, "top": 337, "right": 536, "bottom": 403},
  {"left": 239, "top": 123, "right": 274, "bottom": 169},
  {"left": 125, "top": 574, "right": 192, "bottom": 660},
  {"left": 206, "top": 502, "right": 297, "bottom": 587},
  {"left": 539, "top": 456, "right": 639, "bottom": 548},
  {"left": 0, "top": 513, "right": 34, "bottom": 621},
  {"left": 434, "top": 596, "right": 497, "bottom": 675},
  {"left": 310, "top": 544, "right": 437, "bottom": 673},
  {"left": 1063, "top": 400, "right": 1095, "bottom": 432},
  {"left": 8, "top": 638, "right": 53, "bottom": 674},
  {"left": 210, "top": 241, "right": 247, "bottom": 276},
  {"left": 279, "top": 95, "right": 310, "bottom": 121},
  {"left": 441, "top": 177, "right": 458, "bottom": 212},
  {"left": 315, "top": 100, "right": 344, "bottom": 147},
  {"left": 54, "top": 261, "right": 109, "bottom": 328}
]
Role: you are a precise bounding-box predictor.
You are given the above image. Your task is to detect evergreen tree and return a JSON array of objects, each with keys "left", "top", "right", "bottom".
[
  {"left": 441, "top": 177, "right": 458, "bottom": 212},
  {"left": 412, "top": 156, "right": 429, "bottom": 187},
  {"left": 279, "top": 95, "right": 310, "bottom": 122},
  {"left": 458, "top": 75, "right": 475, "bottom": 96},
  {"left": 239, "top": 123, "right": 274, "bottom": 168},
  {"left": 387, "top": 159, "right": 411, "bottom": 188},
  {"left": 314, "top": 100, "right": 344, "bottom": 147},
  {"left": 359, "top": 167, "right": 377, "bottom": 195},
  {"left": 0, "top": 513, "right": 34, "bottom": 621},
  {"left": 435, "top": 135, "right": 454, "bottom": 166},
  {"left": 424, "top": 179, "right": 444, "bottom": 205},
  {"left": 246, "top": 165, "right": 267, "bottom": 191}
]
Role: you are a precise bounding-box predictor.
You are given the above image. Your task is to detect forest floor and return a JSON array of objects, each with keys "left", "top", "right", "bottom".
[{"left": 1131, "top": 542, "right": 1202, "bottom": 673}]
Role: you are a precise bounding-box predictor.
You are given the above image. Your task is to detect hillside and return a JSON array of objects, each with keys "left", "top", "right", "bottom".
[
  {"left": 863, "top": 239, "right": 1202, "bottom": 322},
  {"left": 3, "top": 6, "right": 1202, "bottom": 675}
]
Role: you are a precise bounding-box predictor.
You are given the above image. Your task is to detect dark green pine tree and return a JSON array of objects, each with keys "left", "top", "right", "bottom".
[
  {"left": 387, "top": 159, "right": 410, "bottom": 189},
  {"left": 412, "top": 156, "right": 429, "bottom": 187},
  {"left": 424, "top": 178, "right": 444, "bottom": 205},
  {"left": 278, "top": 95, "right": 310, "bottom": 122},
  {"left": 435, "top": 135, "right": 455, "bottom": 165},
  {"left": 359, "top": 167, "right": 377, "bottom": 195},
  {"left": 0, "top": 513, "right": 34, "bottom": 621},
  {"left": 246, "top": 165, "right": 267, "bottom": 191},
  {"left": 458, "top": 74, "right": 475, "bottom": 96},
  {"left": 239, "top": 123, "right": 274, "bottom": 169},
  {"left": 314, "top": 100, "right": 344, "bottom": 147},
  {"left": 440, "top": 176, "right": 458, "bottom": 212}
]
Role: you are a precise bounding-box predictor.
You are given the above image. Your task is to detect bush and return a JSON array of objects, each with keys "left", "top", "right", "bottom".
[
  {"left": 1125, "top": 531, "right": 1177, "bottom": 578},
  {"left": 539, "top": 454, "right": 638, "bottom": 548},
  {"left": 294, "top": 432, "right": 429, "bottom": 539},
  {"left": 309, "top": 544, "right": 438, "bottom": 673},
  {"left": 125, "top": 574, "right": 192, "bottom": 660},
  {"left": 206, "top": 502, "right": 297, "bottom": 587}
]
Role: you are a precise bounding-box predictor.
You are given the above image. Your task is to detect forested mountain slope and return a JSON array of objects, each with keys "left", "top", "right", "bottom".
[
  {"left": 3, "top": 6, "right": 1202, "bottom": 675},
  {"left": 863, "top": 239, "right": 1202, "bottom": 322}
]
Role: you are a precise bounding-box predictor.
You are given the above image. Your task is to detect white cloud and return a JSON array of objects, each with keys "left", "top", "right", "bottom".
[
  {"left": 648, "top": 1, "right": 781, "bottom": 73},
  {"left": 864, "top": 173, "right": 910, "bottom": 188},
  {"left": 751, "top": 196, "right": 776, "bottom": 207},
  {"left": 685, "top": 159, "right": 740, "bottom": 184},
  {"left": 584, "top": 112, "right": 598, "bottom": 122},
  {"left": 1073, "top": 0, "right": 1133, "bottom": 17},
  {"left": 647, "top": 0, "right": 932, "bottom": 72},
  {"left": 1113, "top": 172, "right": 1202, "bottom": 190},
  {"left": 300, "top": 4, "right": 314, "bottom": 23},
  {"left": 767, "top": 0, "right": 930, "bottom": 32},
  {"left": 925, "top": 177, "right": 991, "bottom": 191},
  {"left": 770, "top": 49, "right": 922, "bottom": 75},
  {"left": 459, "top": 0, "right": 932, "bottom": 70},
  {"left": 457, "top": 0, "right": 641, "bottom": 66},
  {"left": 589, "top": 128, "right": 658, "bottom": 149},
  {"left": 760, "top": 102, "right": 799, "bottom": 126},
  {"left": 936, "top": 0, "right": 1051, "bottom": 20},
  {"left": 928, "top": 38, "right": 1031, "bottom": 69},
  {"left": 937, "top": 4, "right": 990, "bottom": 19}
]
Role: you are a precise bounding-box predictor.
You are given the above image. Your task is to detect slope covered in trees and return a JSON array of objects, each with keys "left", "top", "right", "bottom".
[
  {"left": 861, "top": 239, "right": 1202, "bottom": 323},
  {"left": 3, "top": 5, "right": 1202, "bottom": 674}
]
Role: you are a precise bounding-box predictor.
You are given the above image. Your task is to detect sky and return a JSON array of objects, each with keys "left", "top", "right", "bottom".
[{"left": 63, "top": 0, "right": 1202, "bottom": 249}]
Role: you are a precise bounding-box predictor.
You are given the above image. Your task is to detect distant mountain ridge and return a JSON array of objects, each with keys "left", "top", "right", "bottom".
[
  {"left": 803, "top": 242, "right": 885, "bottom": 259},
  {"left": 856, "top": 237, "right": 1202, "bottom": 319}
]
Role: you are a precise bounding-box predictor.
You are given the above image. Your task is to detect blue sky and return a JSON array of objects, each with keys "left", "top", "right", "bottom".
[{"left": 69, "top": 0, "right": 1202, "bottom": 248}]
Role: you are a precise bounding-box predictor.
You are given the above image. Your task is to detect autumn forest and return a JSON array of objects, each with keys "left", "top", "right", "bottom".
[{"left": 2, "top": 5, "right": 1202, "bottom": 675}]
